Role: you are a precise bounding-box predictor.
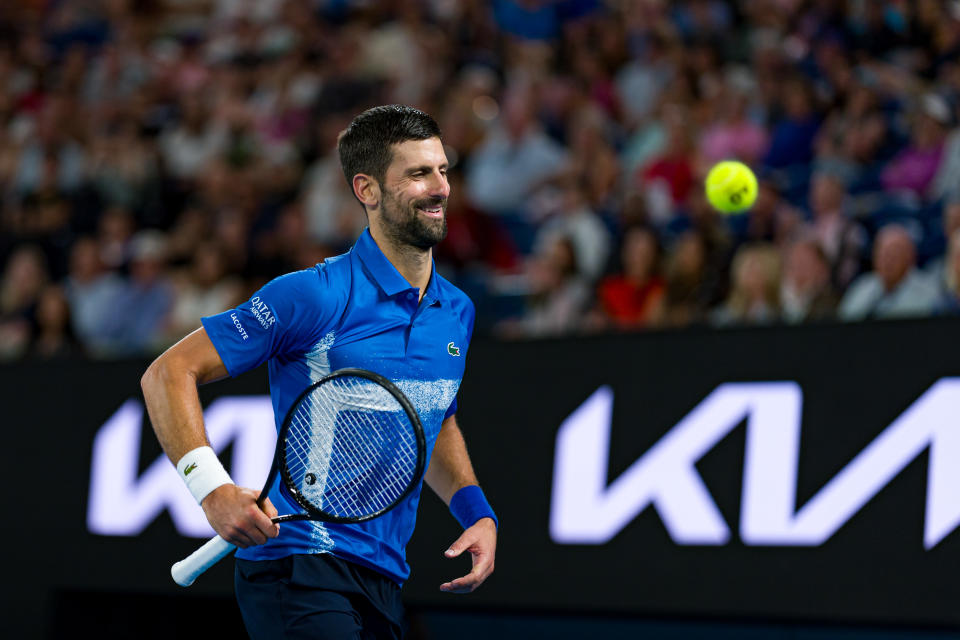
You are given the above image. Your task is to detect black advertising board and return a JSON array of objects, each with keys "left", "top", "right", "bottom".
[{"left": 6, "top": 318, "right": 960, "bottom": 635}]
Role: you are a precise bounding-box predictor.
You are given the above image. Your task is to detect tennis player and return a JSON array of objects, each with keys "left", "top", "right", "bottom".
[{"left": 141, "top": 105, "right": 497, "bottom": 639}]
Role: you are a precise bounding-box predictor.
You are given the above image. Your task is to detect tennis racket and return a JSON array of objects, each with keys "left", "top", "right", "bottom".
[{"left": 171, "top": 368, "right": 426, "bottom": 586}]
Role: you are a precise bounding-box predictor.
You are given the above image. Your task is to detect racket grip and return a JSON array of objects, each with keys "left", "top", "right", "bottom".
[{"left": 171, "top": 535, "right": 237, "bottom": 587}]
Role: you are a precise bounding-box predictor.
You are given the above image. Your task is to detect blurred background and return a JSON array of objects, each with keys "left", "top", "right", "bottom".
[
  {"left": 3, "top": 0, "right": 960, "bottom": 356},
  {"left": 3, "top": 0, "right": 960, "bottom": 638}
]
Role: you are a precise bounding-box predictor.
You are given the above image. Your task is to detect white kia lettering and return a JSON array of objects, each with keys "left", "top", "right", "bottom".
[
  {"left": 87, "top": 397, "right": 276, "bottom": 537},
  {"left": 550, "top": 380, "right": 960, "bottom": 550}
]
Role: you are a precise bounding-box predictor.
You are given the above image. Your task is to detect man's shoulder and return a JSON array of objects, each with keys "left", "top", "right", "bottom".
[
  {"left": 263, "top": 254, "right": 354, "bottom": 305},
  {"left": 315, "top": 251, "right": 354, "bottom": 278}
]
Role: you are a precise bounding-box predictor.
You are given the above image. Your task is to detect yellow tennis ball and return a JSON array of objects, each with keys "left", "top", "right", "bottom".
[{"left": 705, "top": 161, "right": 758, "bottom": 214}]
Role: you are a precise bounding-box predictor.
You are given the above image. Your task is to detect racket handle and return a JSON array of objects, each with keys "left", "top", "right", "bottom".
[{"left": 171, "top": 535, "right": 236, "bottom": 587}]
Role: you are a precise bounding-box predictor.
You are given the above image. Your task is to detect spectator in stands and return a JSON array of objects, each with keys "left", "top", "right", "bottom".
[
  {"left": 839, "top": 224, "right": 940, "bottom": 320},
  {"left": 762, "top": 75, "right": 821, "bottom": 170},
  {"left": 248, "top": 201, "right": 320, "bottom": 280},
  {"left": 935, "top": 229, "right": 960, "bottom": 314},
  {"left": 711, "top": 243, "right": 782, "bottom": 326},
  {"left": 302, "top": 117, "right": 368, "bottom": 253},
  {"left": 684, "top": 187, "right": 736, "bottom": 286},
  {"left": 638, "top": 102, "right": 695, "bottom": 222},
  {"left": 564, "top": 105, "right": 621, "bottom": 217},
  {"left": 164, "top": 241, "right": 243, "bottom": 346},
  {"left": 465, "top": 82, "right": 568, "bottom": 218},
  {"left": 651, "top": 230, "right": 716, "bottom": 328},
  {"left": 934, "top": 224, "right": 960, "bottom": 312},
  {"left": 592, "top": 225, "right": 665, "bottom": 330},
  {"left": 815, "top": 82, "right": 891, "bottom": 194},
  {"left": 615, "top": 25, "right": 674, "bottom": 130},
  {"left": 159, "top": 94, "right": 227, "bottom": 182},
  {"left": 13, "top": 97, "right": 87, "bottom": 197},
  {"left": 930, "top": 99, "right": 960, "bottom": 202},
  {"left": 29, "top": 284, "right": 82, "bottom": 358},
  {"left": 699, "top": 73, "right": 769, "bottom": 166},
  {"left": 100, "top": 230, "right": 175, "bottom": 356},
  {"left": 739, "top": 178, "right": 804, "bottom": 246},
  {"left": 531, "top": 175, "right": 611, "bottom": 283},
  {"left": 780, "top": 238, "right": 838, "bottom": 323},
  {"left": 881, "top": 93, "right": 951, "bottom": 200},
  {"left": 3, "top": 0, "right": 960, "bottom": 354},
  {"left": 806, "top": 170, "right": 867, "bottom": 290},
  {"left": 97, "top": 207, "right": 136, "bottom": 271},
  {"left": 0, "top": 245, "right": 48, "bottom": 359},
  {"left": 924, "top": 198, "right": 960, "bottom": 290},
  {"left": 498, "top": 234, "right": 590, "bottom": 337},
  {"left": 63, "top": 236, "right": 124, "bottom": 355},
  {"left": 88, "top": 117, "right": 159, "bottom": 212},
  {"left": 12, "top": 151, "right": 73, "bottom": 250},
  {"left": 434, "top": 170, "right": 520, "bottom": 279}
]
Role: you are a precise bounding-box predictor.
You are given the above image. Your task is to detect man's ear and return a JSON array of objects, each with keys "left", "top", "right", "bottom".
[{"left": 353, "top": 174, "right": 380, "bottom": 209}]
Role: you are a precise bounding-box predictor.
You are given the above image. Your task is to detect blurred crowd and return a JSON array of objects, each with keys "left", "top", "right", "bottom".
[{"left": 2, "top": 0, "right": 960, "bottom": 360}]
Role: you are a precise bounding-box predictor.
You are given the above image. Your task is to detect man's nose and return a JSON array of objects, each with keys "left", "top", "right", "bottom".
[{"left": 427, "top": 170, "right": 450, "bottom": 198}]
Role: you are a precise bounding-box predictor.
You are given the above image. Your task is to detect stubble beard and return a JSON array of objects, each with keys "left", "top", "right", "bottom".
[{"left": 380, "top": 188, "right": 448, "bottom": 251}]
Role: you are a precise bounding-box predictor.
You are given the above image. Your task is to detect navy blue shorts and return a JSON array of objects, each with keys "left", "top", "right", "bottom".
[{"left": 235, "top": 554, "right": 405, "bottom": 640}]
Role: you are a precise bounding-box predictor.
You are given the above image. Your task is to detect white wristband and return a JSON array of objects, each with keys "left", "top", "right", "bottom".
[{"left": 177, "top": 446, "right": 234, "bottom": 505}]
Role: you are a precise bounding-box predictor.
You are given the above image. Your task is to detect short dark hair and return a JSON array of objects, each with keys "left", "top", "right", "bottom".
[{"left": 337, "top": 105, "right": 442, "bottom": 189}]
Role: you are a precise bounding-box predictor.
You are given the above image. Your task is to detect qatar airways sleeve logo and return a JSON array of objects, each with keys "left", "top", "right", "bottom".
[
  {"left": 550, "top": 380, "right": 960, "bottom": 549},
  {"left": 249, "top": 296, "right": 276, "bottom": 330}
]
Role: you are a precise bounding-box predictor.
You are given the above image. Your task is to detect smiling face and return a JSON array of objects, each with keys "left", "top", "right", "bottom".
[{"left": 374, "top": 137, "right": 450, "bottom": 250}]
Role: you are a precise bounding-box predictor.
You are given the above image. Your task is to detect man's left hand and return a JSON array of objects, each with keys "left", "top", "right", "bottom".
[{"left": 439, "top": 517, "right": 497, "bottom": 593}]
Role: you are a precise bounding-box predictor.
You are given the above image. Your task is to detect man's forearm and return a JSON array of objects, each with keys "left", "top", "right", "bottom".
[
  {"left": 141, "top": 339, "right": 278, "bottom": 547},
  {"left": 425, "top": 416, "right": 479, "bottom": 505}
]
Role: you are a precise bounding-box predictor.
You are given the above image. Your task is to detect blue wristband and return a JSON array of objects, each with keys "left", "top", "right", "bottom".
[{"left": 449, "top": 485, "right": 498, "bottom": 530}]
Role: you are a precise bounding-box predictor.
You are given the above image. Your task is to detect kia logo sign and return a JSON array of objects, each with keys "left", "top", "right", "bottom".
[
  {"left": 87, "top": 379, "right": 960, "bottom": 549},
  {"left": 550, "top": 380, "right": 960, "bottom": 549},
  {"left": 87, "top": 397, "right": 276, "bottom": 537}
]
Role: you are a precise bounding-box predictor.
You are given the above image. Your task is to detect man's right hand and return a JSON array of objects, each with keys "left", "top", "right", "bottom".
[{"left": 201, "top": 484, "right": 280, "bottom": 548}]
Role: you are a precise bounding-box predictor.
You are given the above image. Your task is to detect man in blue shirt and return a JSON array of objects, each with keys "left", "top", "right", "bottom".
[{"left": 142, "top": 105, "right": 497, "bottom": 639}]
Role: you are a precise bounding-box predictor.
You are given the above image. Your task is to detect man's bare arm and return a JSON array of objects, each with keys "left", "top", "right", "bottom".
[
  {"left": 141, "top": 327, "right": 278, "bottom": 547},
  {"left": 425, "top": 415, "right": 496, "bottom": 593}
]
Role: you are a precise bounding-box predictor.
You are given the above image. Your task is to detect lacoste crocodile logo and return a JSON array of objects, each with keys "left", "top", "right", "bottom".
[
  {"left": 447, "top": 342, "right": 461, "bottom": 356},
  {"left": 183, "top": 462, "right": 198, "bottom": 476}
]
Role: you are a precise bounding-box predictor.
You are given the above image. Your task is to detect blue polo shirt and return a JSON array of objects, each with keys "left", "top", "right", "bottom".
[{"left": 201, "top": 229, "right": 475, "bottom": 584}]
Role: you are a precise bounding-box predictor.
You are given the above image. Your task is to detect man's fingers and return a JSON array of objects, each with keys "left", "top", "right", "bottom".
[
  {"left": 440, "top": 519, "right": 497, "bottom": 593},
  {"left": 260, "top": 497, "right": 281, "bottom": 538},
  {"left": 439, "top": 576, "right": 476, "bottom": 593},
  {"left": 203, "top": 485, "right": 279, "bottom": 546},
  {"left": 244, "top": 500, "right": 280, "bottom": 543},
  {"left": 440, "top": 557, "right": 493, "bottom": 593},
  {"left": 439, "top": 570, "right": 482, "bottom": 593},
  {"left": 262, "top": 496, "right": 279, "bottom": 520},
  {"left": 221, "top": 524, "right": 259, "bottom": 548},
  {"left": 444, "top": 531, "right": 475, "bottom": 558}
]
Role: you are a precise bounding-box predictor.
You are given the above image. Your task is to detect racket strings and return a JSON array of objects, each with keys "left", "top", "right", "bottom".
[{"left": 283, "top": 375, "right": 420, "bottom": 519}]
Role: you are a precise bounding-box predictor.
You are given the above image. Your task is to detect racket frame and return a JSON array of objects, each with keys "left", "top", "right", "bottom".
[
  {"left": 171, "top": 367, "right": 427, "bottom": 586},
  {"left": 272, "top": 367, "right": 427, "bottom": 524}
]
